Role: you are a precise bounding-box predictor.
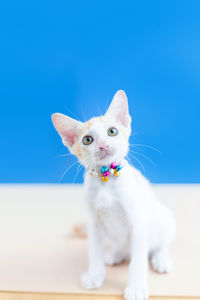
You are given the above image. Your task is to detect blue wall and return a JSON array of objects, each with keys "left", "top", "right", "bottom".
[{"left": 0, "top": 0, "right": 200, "bottom": 183}]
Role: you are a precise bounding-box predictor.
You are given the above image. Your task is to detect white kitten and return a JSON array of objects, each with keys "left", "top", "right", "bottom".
[{"left": 52, "top": 90, "right": 176, "bottom": 300}]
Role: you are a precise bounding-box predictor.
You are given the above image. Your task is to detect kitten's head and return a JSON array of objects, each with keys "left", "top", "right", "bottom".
[{"left": 52, "top": 90, "right": 131, "bottom": 170}]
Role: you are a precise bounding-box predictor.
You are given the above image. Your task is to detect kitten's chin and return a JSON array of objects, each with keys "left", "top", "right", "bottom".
[
  {"left": 97, "top": 153, "right": 125, "bottom": 166},
  {"left": 99, "top": 152, "right": 112, "bottom": 161}
]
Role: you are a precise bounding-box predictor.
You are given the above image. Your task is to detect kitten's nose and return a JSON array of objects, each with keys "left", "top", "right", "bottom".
[{"left": 99, "top": 143, "right": 109, "bottom": 151}]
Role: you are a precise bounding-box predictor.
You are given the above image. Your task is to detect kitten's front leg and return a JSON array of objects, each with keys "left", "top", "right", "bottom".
[
  {"left": 81, "top": 210, "right": 105, "bottom": 290},
  {"left": 125, "top": 224, "right": 149, "bottom": 300}
]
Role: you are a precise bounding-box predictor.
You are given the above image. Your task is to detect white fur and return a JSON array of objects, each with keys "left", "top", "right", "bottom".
[{"left": 52, "top": 90, "right": 176, "bottom": 300}]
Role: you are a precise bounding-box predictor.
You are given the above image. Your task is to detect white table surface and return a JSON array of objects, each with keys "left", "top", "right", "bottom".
[{"left": 0, "top": 184, "right": 199, "bottom": 296}]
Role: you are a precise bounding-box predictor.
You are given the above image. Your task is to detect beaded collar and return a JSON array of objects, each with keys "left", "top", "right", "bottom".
[{"left": 87, "top": 160, "right": 126, "bottom": 182}]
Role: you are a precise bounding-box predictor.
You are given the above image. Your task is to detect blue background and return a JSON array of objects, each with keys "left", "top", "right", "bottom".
[{"left": 0, "top": 0, "right": 200, "bottom": 183}]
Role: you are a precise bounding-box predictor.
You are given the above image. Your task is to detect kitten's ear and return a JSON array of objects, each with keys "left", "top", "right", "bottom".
[
  {"left": 51, "top": 113, "right": 82, "bottom": 148},
  {"left": 106, "top": 90, "right": 131, "bottom": 127}
]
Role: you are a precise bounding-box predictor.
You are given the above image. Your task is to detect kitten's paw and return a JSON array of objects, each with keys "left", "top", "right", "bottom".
[
  {"left": 104, "top": 249, "right": 127, "bottom": 266},
  {"left": 81, "top": 270, "right": 105, "bottom": 289},
  {"left": 124, "top": 286, "right": 149, "bottom": 300},
  {"left": 151, "top": 251, "right": 172, "bottom": 273}
]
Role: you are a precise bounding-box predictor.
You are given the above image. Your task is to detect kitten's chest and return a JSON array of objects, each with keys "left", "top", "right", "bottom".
[
  {"left": 87, "top": 179, "right": 130, "bottom": 242},
  {"left": 87, "top": 176, "right": 125, "bottom": 211}
]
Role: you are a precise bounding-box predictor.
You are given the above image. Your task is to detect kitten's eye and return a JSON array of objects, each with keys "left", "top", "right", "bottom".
[
  {"left": 108, "top": 127, "right": 118, "bottom": 136},
  {"left": 82, "top": 136, "right": 94, "bottom": 145}
]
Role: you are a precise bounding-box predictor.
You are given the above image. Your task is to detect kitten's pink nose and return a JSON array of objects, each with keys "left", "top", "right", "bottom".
[{"left": 99, "top": 143, "right": 109, "bottom": 151}]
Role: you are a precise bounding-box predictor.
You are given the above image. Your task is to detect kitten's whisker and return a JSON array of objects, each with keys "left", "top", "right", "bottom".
[
  {"left": 130, "top": 131, "right": 142, "bottom": 137},
  {"left": 129, "top": 150, "right": 155, "bottom": 166},
  {"left": 97, "top": 106, "right": 103, "bottom": 117},
  {"left": 83, "top": 170, "right": 87, "bottom": 179},
  {"left": 64, "top": 106, "right": 82, "bottom": 122},
  {"left": 82, "top": 158, "right": 92, "bottom": 179},
  {"left": 59, "top": 160, "right": 79, "bottom": 183},
  {"left": 129, "top": 143, "right": 162, "bottom": 155},
  {"left": 80, "top": 107, "right": 88, "bottom": 122},
  {"left": 73, "top": 163, "right": 83, "bottom": 184},
  {"left": 126, "top": 156, "right": 134, "bottom": 168},
  {"left": 82, "top": 157, "right": 93, "bottom": 172},
  {"left": 56, "top": 153, "right": 73, "bottom": 157},
  {"left": 128, "top": 153, "right": 145, "bottom": 173}
]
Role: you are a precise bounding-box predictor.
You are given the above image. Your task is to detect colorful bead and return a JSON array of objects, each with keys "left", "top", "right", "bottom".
[
  {"left": 101, "top": 166, "right": 109, "bottom": 173},
  {"left": 101, "top": 176, "right": 109, "bottom": 182},
  {"left": 116, "top": 164, "right": 122, "bottom": 171},
  {"left": 114, "top": 170, "right": 120, "bottom": 176},
  {"left": 111, "top": 162, "right": 117, "bottom": 169},
  {"left": 109, "top": 168, "right": 114, "bottom": 175},
  {"left": 103, "top": 170, "right": 110, "bottom": 177}
]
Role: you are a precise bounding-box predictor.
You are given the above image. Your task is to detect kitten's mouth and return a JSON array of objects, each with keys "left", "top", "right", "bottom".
[{"left": 98, "top": 150, "right": 114, "bottom": 160}]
